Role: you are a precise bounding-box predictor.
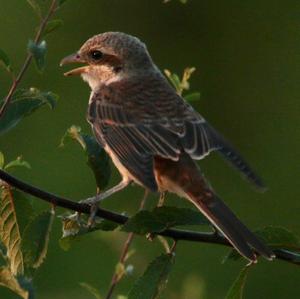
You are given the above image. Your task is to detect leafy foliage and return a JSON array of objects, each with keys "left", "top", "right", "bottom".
[
  {"left": 61, "top": 125, "right": 111, "bottom": 190},
  {"left": 59, "top": 215, "right": 118, "bottom": 251},
  {"left": 0, "top": 88, "right": 58, "bottom": 135},
  {"left": 225, "top": 266, "right": 250, "bottom": 299},
  {"left": 28, "top": 40, "right": 47, "bottom": 72},
  {"left": 128, "top": 253, "right": 175, "bottom": 299},
  {"left": 122, "top": 206, "right": 209, "bottom": 234},
  {"left": 22, "top": 210, "right": 55, "bottom": 269},
  {"left": 0, "top": 186, "right": 25, "bottom": 275}
]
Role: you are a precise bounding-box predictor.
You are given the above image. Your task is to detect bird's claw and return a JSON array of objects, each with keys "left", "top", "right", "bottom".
[{"left": 79, "top": 195, "right": 103, "bottom": 228}]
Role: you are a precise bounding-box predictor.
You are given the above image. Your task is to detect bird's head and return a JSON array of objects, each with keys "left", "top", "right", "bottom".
[{"left": 60, "top": 32, "right": 153, "bottom": 89}]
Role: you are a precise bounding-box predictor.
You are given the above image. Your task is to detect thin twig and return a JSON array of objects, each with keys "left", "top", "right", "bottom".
[
  {"left": 0, "top": 169, "right": 297, "bottom": 265},
  {"left": 105, "top": 191, "right": 149, "bottom": 299},
  {"left": 0, "top": 0, "right": 58, "bottom": 117}
]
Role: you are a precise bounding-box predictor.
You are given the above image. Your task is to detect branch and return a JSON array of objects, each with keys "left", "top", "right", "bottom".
[
  {"left": 0, "top": 0, "right": 58, "bottom": 117},
  {"left": 0, "top": 169, "right": 297, "bottom": 265}
]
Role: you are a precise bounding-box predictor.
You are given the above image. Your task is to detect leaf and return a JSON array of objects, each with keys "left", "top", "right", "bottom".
[
  {"left": 0, "top": 48, "right": 11, "bottom": 72},
  {"left": 128, "top": 253, "right": 175, "bottom": 299},
  {"left": 0, "top": 152, "right": 4, "bottom": 169},
  {"left": 0, "top": 186, "right": 25, "bottom": 275},
  {"left": 4, "top": 156, "right": 31, "bottom": 171},
  {"left": 22, "top": 210, "right": 55, "bottom": 269},
  {"left": 26, "top": 0, "right": 42, "bottom": 18},
  {"left": 44, "top": 19, "right": 64, "bottom": 36},
  {"left": 59, "top": 216, "right": 118, "bottom": 251},
  {"left": 122, "top": 206, "right": 209, "bottom": 235},
  {"left": 61, "top": 126, "right": 111, "bottom": 190},
  {"left": 0, "top": 88, "right": 58, "bottom": 135},
  {"left": 79, "top": 282, "right": 103, "bottom": 299},
  {"left": 184, "top": 92, "right": 201, "bottom": 102},
  {"left": 223, "top": 226, "right": 300, "bottom": 263},
  {"left": 28, "top": 40, "right": 47, "bottom": 72},
  {"left": 164, "top": 70, "right": 181, "bottom": 93},
  {"left": 0, "top": 267, "right": 30, "bottom": 299},
  {"left": 225, "top": 266, "right": 250, "bottom": 299}
]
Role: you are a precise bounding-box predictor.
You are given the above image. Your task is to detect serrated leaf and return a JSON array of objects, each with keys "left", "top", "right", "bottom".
[
  {"left": 223, "top": 226, "right": 300, "bottom": 263},
  {"left": 26, "top": 0, "right": 42, "bottom": 18},
  {"left": 0, "top": 267, "right": 29, "bottom": 299},
  {"left": 79, "top": 282, "right": 103, "bottom": 299},
  {"left": 28, "top": 40, "right": 47, "bottom": 72},
  {"left": 4, "top": 156, "right": 31, "bottom": 171},
  {"left": 22, "top": 210, "right": 55, "bottom": 269},
  {"left": 44, "top": 19, "right": 64, "bottom": 36},
  {"left": 122, "top": 206, "right": 209, "bottom": 235},
  {"left": 0, "top": 88, "right": 58, "bottom": 135},
  {"left": 0, "top": 186, "right": 25, "bottom": 275},
  {"left": 0, "top": 152, "right": 4, "bottom": 169},
  {"left": 128, "top": 253, "right": 174, "bottom": 299},
  {"left": 184, "top": 92, "right": 201, "bottom": 102},
  {"left": 61, "top": 126, "right": 111, "bottom": 190},
  {"left": 225, "top": 266, "right": 250, "bottom": 299},
  {"left": 0, "top": 48, "right": 11, "bottom": 72}
]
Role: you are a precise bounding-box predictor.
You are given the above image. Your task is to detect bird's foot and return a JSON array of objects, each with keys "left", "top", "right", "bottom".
[{"left": 79, "top": 195, "right": 104, "bottom": 227}]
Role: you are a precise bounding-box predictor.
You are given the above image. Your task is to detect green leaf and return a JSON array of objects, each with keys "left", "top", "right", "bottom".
[
  {"left": 0, "top": 152, "right": 4, "bottom": 169},
  {"left": 117, "top": 296, "right": 128, "bottom": 299},
  {"left": 122, "top": 206, "right": 209, "bottom": 234},
  {"left": 59, "top": 217, "right": 118, "bottom": 251},
  {"left": 61, "top": 126, "right": 111, "bottom": 190},
  {"left": 0, "top": 48, "right": 11, "bottom": 72},
  {"left": 223, "top": 226, "right": 300, "bottom": 263},
  {"left": 80, "top": 282, "right": 103, "bottom": 299},
  {"left": 0, "top": 267, "right": 30, "bottom": 299},
  {"left": 225, "top": 266, "right": 250, "bottom": 299},
  {"left": 44, "top": 19, "right": 64, "bottom": 36},
  {"left": 4, "top": 156, "right": 31, "bottom": 171},
  {"left": 0, "top": 187, "right": 25, "bottom": 275},
  {"left": 128, "top": 253, "right": 175, "bottom": 299},
  {"left": 26, "top": 0, "right": 42, "bottom": 18},
  {"left": 22, "top": 210, "right": 55, "bottom": 269},
  {"left": 28, "top": 40, "right": 47, "bottom": 72},
  {"left": 184, "top": 92, "right": 201, "bottom": 102},
  {"left": 0, "top": 88, "right": 58, "bottom": 135}
]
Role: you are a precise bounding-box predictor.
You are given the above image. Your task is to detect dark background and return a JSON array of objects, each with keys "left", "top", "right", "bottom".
[{"left": 0, "top": 0, "right": 299, "bottom": 298}]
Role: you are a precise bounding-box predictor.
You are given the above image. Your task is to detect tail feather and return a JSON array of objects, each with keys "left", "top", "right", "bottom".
[{"left": 188, "top": 193, "right": 275, "bottom": 262}]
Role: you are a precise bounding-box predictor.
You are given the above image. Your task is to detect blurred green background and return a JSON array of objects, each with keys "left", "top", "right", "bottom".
[{"left": 0, "top": 0, "right": 299, "bottom": 298}]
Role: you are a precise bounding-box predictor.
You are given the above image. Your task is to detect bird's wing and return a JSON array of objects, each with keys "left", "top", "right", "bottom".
[{"left": 89, "top": 75, "right": 265, "bottom": 190}]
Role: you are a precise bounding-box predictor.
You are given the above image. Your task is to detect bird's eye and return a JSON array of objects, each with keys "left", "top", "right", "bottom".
[{"left": 90, "top": 50, "right": 103, "bottom": 61}]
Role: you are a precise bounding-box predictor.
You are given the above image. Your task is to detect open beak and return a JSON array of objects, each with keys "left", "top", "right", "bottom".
[{"left": 60, "top": 53, "right": 88, "bottom": 76}]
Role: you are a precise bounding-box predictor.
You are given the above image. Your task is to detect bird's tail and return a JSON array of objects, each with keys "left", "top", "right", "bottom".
[
  {"left": 154, "top": 154, "right": 275, "bottom": 262},
  {"left": 187, "top": 192, "right": 275, "bottom": 262}
]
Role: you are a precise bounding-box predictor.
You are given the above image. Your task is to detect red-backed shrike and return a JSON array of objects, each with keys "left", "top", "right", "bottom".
[{"left": 61, "top": 32, "right": 274, "bottom": 262}]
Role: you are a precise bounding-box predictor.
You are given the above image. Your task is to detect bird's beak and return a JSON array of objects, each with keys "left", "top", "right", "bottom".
[{"left": 60, "top": 53, "right": 89, "bottom": 76}]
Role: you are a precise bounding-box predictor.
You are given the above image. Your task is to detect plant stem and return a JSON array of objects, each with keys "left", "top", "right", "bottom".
[
  {"left": 0, "top": 168, "right": 297, "bottom": 265},
  {"left": 105, "top": 191, "right": 148, "bottom": 299},
  {"left": 0, "top": 0, "right": 58, "bottom": 117}
]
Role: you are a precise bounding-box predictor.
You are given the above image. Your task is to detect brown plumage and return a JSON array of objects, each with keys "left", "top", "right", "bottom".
[{"left": 61, "top": 32, "right": 275, "bottom": 262}]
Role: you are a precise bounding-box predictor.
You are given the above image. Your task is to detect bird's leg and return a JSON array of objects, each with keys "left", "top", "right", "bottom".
[
  {"left": 80, "top": 179, "right": 130, "bottom": 226},
  {"left": 81, "top": 179, "right": 130, "bottom": 205}
]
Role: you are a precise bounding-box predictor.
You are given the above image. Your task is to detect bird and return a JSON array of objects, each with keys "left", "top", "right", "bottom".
[{"left": 60, "top": 32, "right": 275, "bottom": 262}]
